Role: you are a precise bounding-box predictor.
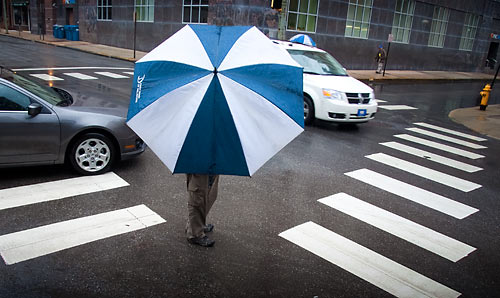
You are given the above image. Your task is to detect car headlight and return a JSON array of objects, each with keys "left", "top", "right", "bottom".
[{"left": 322, "top": 89, "right": 344, "bottom": 100}]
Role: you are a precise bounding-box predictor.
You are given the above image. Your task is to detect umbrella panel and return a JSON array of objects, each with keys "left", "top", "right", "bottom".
[{"left": 174, "top": 75, "right": 249, "bottom": 176}]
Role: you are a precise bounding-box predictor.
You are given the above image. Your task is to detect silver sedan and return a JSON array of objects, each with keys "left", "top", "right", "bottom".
[{"left": 0, "top": 68, "right": 145, "bottom": 175}]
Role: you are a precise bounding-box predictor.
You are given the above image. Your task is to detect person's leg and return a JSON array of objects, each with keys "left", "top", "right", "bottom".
[
  {"left": 205, "top": 175, "right": 219, "bottom": 216},
  {"left": 377, "top": 62, "right": 384, "bottom": 73},
  {"left": 186, "top": 174, "right": 209, "bottom": 239}
]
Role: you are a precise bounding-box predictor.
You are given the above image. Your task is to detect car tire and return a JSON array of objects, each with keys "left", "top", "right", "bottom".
[
  {"left": 69, "top": 133, "right": 116, "bottom": 175},
  {"left": 304, "top": 95, "right": 315, "bottom": 126}
]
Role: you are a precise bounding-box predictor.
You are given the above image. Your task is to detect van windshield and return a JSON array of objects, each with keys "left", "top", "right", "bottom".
[{"left": 287, "top": 49, "right": 348, "bottom": 76}]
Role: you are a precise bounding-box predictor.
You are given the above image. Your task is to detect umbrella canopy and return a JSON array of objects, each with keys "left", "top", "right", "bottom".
[
  {"left": 289, "top": 34, "right": 316, "bottom": 47},
  {"left": 126, "top": 25, "right": 304, "bottom": 176}
]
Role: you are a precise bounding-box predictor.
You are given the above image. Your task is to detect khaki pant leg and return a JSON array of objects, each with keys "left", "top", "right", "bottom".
[
  {"left": 205, "top": 175, "right": 219, "bottom": 216},
  {"left": 186, "top": 174, "right": 209, "bottom": 238}
]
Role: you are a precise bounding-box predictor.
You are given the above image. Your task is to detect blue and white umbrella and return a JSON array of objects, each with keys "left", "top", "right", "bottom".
[
  {"left": 127, "top": 25, "right": 304, "bottom": 176},
  {"left": 289, "top": 34, "right": 316, "bottom": 47}
]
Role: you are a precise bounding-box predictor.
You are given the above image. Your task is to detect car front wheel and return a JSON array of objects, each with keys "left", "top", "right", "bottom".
[
  {"left": 69, "top": 133, "right": 115, "bottom": 175},
  {"left": 304, "top": 95, "right": 315, "bottom": 125}
]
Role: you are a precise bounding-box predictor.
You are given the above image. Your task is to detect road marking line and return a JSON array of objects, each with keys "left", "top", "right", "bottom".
[
  {"left": 380, "top": 141, "right": 482, "bottom": 173},
  {"left": 63, "top": 72, "right": 98, "bottom": 80},
  {"left": 123, "top": 72, "right": 135, "bottom": 75},
  {"left": 366, "top": 153, "right": 482, "bottom": 192},
  {"left": 0, "top": 172, "right": 129, "bottom": 211},
  {"left": 13, "top": 67, "right": 133, "bottom": 71},
  {"left": 279, "top": 222, "right": 461, "bottom": 298},
  {"left": 318, "top": 193, "right": 476, "bottom": 262},
  {"left": 345, "top": 169, "right": 478, "bottom": 219},
  {"left": 94, "top": 72, "right": 129, "bottom": 79},
  {"left": 406, "top": 128, "right": 487, "bottom": 149},
  {"left": 0, "top": 204, "right": 165, "bottom": 265},
  {"left": 375, "top": 99, "right": 387, "bottom": 103},
  {"left": 29, "top": 74, "right": 63, "bottom": 81},
  {"left": 414, "top": 122, "right": 487, "bottom": 142},
  {"left": 394, "top": 134, "right": 484, "bottom": 159},
  {"left": 378, "top": 105, "right": 418, "bottom": 110}
]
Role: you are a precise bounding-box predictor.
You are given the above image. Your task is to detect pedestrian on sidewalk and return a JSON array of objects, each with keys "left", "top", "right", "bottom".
[
  {"left": 375, "top": 44, "right": 386, "bottom": 74},
  {"left": 185, "top": 174, "right": 219, "bottom": 247}
]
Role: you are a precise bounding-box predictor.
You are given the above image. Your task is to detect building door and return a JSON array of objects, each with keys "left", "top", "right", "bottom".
[
  {"left": 66, "top": 8, "right": 74, "bottom": 25},
  {"left": 486, "top": 42, "right": 499, "bottom": 69}
]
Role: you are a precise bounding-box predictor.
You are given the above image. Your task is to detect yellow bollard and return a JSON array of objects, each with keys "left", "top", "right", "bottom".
[{"left": 479, "top": 84, "right": 491, "bottom": 111}]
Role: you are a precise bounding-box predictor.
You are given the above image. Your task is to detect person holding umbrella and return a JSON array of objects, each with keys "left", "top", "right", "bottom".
[{"left": 126, "top": 25, "right": 304, "bottom": 248}]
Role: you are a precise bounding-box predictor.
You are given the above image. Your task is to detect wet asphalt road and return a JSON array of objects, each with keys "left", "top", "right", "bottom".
[{"left": 0, "top": 35, "right": 499, "bottom": 298}]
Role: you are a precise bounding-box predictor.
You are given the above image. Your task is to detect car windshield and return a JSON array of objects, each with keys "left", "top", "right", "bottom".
[
  {"left": 287, "top": 49, "right": 348, "bottom": 76},
  {"left": 0, "top": 69, "right": 64, "bottom": 105}
]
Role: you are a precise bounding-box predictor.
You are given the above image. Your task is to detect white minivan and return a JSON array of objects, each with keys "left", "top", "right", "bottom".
[{"left": 274, "top": 40, "right": 377, "bottom": 125}]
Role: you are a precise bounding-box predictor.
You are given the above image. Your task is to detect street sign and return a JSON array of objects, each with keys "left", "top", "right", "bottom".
[{"left": 388, "top": 34, "right": 394, "bottom": 43}]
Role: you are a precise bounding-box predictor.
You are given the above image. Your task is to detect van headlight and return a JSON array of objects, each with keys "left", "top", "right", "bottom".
[{"left": 322, "top": 89, "right": 344, "bottom": 100}]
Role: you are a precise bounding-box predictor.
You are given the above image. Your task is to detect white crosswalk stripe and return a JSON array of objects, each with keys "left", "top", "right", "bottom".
[
  {"left": 123, "top": 72, "right": 135, "bottom": 75},
  {"left": 63, "top": 72, "right": 98, "bottom": 80},
  {"left": 0, "top": 204, "right": 165, "bottom": 265},
  {"left": 380, "top": 141, "right": 482, "bottom": 173},
  {"left": 366, "top": 153, "right": 482, "bottom": 192},
  {"left": 318, "top": 193, "right": 476, "bottom": 262},
  {"left": 0, "top": 172, "right": 129, "bottom": 211},
  {"left": 345, "top": 169, "right": 479, "bottom": 219},
  {"left": 406, "top": 127, "right": 487, "bottom": 149},
  {"left": 279, "top": 222, "right": 461, "bottom": 298},
  {"left": 29, "top": 74, "right": 64, "bottom": 81},
  {"left": 414, "top": 122, "right": 487, "bottom": 142},
  {"left": 378, "top": 105, "right": 418, "bottom": 110},
  {"left": 94, "top": 71, "right": 129, "bottom": 78},
  {"left": 394, "top": 134, "right": 484, "bottom": 159}
]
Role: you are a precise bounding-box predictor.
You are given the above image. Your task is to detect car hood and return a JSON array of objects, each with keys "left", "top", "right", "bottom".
[
  {"left": 61, "top": 90, "right": 129, "bottom": 118},
  {"left": 304, "top": 74, "right": 373, "bottom": 93}
]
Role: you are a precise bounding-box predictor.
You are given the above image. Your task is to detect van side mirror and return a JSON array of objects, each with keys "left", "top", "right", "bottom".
[{"left": 28, "top": 102, "right": 42, "bottom": 116}]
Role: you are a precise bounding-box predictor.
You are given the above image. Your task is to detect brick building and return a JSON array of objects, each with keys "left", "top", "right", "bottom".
[{"left": 4, "top": 0, "right": 500, "bottom": 72}]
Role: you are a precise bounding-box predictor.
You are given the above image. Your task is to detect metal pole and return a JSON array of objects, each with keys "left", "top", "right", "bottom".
[
  {"left": 490, "top": 62, "right": 500, "bottom": 89},
  {"left": 133, "top": 11, "right": 137, "bottom": 59},
  {"left": 2, "top": 0, "right": 8, "bottom": 33},
  {"left": 383, "top": 42, "right": 390, "bottom": 77},
  {"left": 277, "top": 0, "right": 287, "bottom": 40}
]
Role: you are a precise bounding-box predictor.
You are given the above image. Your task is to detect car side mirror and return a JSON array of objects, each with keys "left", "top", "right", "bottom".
[{"left": 28, "top": 102, "right": 42, "bottom": 117}]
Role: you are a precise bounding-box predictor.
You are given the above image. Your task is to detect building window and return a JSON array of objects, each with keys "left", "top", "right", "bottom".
[
  {"left": 428, "top": 6, "right": 449, "bottom": 48},
  {"left": 345, "top": 0, "right": 373, "bottom": 39},
  {"left": 287, "top": 0, "right": 319, "bottom": 33},
  {"left": 459, "top": 13, "right": 479, "bottom": 51},
  {"left": 183, "top": 0, "right": 209, "bottom": 24},
  {"left": 135, "top": 0, "right": 154, "bottom": 22},
  {"left": 97, "top": 0, "right": 112, "bottom": 21},
  {"left": 391, "top": 0, "right": 415, "bottom": 44}
]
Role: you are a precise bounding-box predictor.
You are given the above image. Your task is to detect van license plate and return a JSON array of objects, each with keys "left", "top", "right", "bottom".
[{"left": 357, "top": 109, "right": 367, "bottom": 116}]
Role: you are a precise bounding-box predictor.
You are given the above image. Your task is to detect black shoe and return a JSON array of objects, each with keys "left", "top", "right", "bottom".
[
  {"left": 204, "top": 224, "right": 214, "bottom": 233},
  {"left": 188, "top": 236, "right": 215, "bottom": 247}
]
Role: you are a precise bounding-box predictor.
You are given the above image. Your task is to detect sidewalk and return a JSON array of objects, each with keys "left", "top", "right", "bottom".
[{"left": 1, "top": 30, "right": 499, "bottom": 140}]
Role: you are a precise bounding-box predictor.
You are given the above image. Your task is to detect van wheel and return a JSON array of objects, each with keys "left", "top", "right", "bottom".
[
  {"left": 69, "top": 133, "right": 115, "bottom": 175},
  {"left": 304, "top": 96, "right": 314, "bottom": 126}
]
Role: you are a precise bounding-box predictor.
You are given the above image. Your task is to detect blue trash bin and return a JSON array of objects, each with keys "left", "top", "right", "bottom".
[
  {"left": 73, "top": 27, "right": 79, "bottom": 41},
  {"left": 52, "top": 25, "right": 57, "bottom": 37},
  {"left": 55, "top": 25, "right": 65, "bottom": 39},
  {"left": 64, "top": 25, "right": 71, "bottom": 40}
]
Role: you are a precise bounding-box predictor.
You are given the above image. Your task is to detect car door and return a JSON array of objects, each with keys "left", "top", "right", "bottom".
[{"left": 0, "top": 82, "right": 60, "bottom": 164}]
